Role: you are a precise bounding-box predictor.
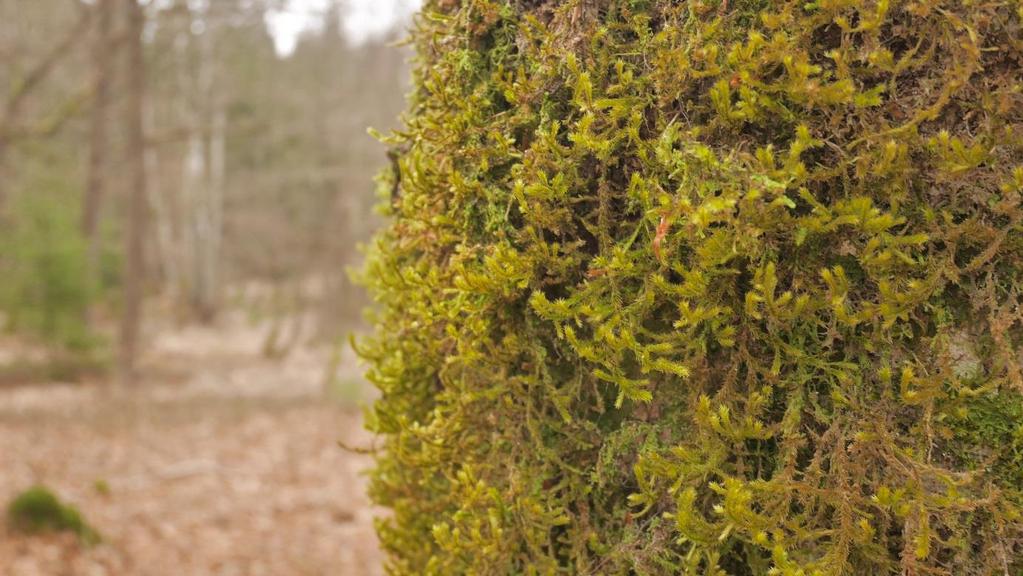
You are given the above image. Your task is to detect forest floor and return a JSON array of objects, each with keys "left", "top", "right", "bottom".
[{"left": 0, "top": 312, "right": 383, "bottom": 575}]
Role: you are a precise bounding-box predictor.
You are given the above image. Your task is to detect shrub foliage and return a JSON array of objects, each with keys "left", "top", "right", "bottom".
[
  {"left": 360, "top": 0, "right": 1023, "bottom": 573},
  {"left": 0, "top": 172, "right": 104, "bottom": 352}
]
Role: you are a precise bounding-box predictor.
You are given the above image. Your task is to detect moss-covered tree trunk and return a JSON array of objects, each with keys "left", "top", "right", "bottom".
[{"left": 361, "top": 1, "right": 1023, "bottom": 574}]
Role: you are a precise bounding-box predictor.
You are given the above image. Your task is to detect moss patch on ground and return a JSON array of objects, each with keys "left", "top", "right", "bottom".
[{"left": 7, "top": 486, "right": 101, "bottom": 545}]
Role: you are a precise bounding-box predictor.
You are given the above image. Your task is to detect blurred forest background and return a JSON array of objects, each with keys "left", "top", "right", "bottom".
[
  {"left": 0, "top": 0, "right": 414, "bottom": 573},
  {"left": 0, "top": 0, "right": 411, "bottom": 377}
]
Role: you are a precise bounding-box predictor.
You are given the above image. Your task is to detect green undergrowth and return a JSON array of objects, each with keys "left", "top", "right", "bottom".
[
  {"left": 0, "top": 352, "right": 110, "bottom": 387},
  {"left": 7, "top": 486, "right": 101, "bottom": 545},
  {"left": 359, "top": 0, "right": 1023, "bottom": 574},
  {"left": 0, "top": 174, "right": 109, "bottom": 353}
]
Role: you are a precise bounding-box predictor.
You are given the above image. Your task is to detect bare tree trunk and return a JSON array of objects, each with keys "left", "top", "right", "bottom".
[
  {"left": 169, "top": 21, "right": 194, "bottom": 319},
  {"left": 199, "top": 104, "right": 226, "bottom": 320},
  {"left": 120, "top": 0, "right": 147, "bottom": 383},
  {"left": 146, "top": 107, "right": 180, "bottom": 299},
  {"left": 83, "top": 0, "right": 113, "bottom": 316},
  {"left": 179, "top": 12, "right": 223, "bottom": 323},
  {"left": 181, "top": 128, "right": 203, "bottom": 311}
]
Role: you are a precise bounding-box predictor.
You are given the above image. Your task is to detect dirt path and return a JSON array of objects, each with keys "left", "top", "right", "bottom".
[{"left": 0, "top": 316, "right": 383, "bottom": 575}]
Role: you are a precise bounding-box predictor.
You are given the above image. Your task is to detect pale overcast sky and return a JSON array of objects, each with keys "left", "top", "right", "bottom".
[{"left": 265, "top": 0, "right": 421, "bottom": 56}]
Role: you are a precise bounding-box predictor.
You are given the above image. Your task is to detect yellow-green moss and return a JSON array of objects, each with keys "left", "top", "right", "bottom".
[{"left": 360, "top": 1, "right": 1023, "bottom": 573}]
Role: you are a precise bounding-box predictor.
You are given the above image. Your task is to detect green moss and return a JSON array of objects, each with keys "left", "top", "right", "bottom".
[
  {"left": 951, "top": 391, "right": 1023, "bottom": 493},
  {"left": 360, "top": 0, "right": 1023, "bottom": 574},
  {"left": 92, "top": 479, "right": 111, "bottom": 498},
  {"left": 7, "top": 486, "right": 101, "bottom": 545}
]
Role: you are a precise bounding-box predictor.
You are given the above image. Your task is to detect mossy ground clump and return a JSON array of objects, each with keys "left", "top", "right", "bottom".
[
  {"left": 360, "top": 0, "right": 1023, "bottom": 574},
  {"left": 7, "top": 486, "right": 101, "bottom": 545}
]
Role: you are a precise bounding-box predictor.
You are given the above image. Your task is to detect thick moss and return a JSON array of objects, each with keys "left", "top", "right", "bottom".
[
  {"left": 360, "top": 1, "right": 1023, "bottom": 574},
  {"left": 951, "top": 390, "right": 1023, "bottom": 495}
]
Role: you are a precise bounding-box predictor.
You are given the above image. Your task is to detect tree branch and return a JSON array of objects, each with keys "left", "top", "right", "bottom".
[{"left": 0, "top": 5, "right": 92, "bottom": 158}]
